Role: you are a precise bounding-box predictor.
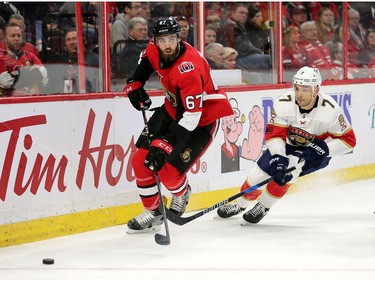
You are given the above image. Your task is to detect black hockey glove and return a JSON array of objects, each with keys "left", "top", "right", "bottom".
[
  {"left": 123, "top": 80, "right": 151, "bottom": 111},
  {"left": 300, "top": 139, "right": 329, "bottom": 169},
  {"left": 269, "top": 154, "right": 292, "bottom": 186},
  {"left": 145, "top": 138, "right": 173, "bottom": 171}
]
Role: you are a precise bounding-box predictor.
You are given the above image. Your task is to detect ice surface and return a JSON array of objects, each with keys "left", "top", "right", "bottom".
[{"left": 1, "top": 178, "right": 375, "bottom": 281}]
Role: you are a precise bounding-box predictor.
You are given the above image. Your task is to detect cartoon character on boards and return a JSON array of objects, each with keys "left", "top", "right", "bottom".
[{"left": 221, "top": 98, "right": 265, "bottom": 173}]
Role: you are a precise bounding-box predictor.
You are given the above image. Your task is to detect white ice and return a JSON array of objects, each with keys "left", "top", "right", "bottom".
[{"left": 1, "top": 178, "right": 375, "bottom": 281}]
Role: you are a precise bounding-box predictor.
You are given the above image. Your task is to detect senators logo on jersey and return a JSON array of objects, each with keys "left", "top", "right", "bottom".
[
  {"left": 180, "top": 148, "right": 192, "bottom": 163},
  {"left": 178, "top": 61, "right": 194, "bottom": 74},
  {"left": 164, "top": 86, "right": 177, "bottom": 107}
]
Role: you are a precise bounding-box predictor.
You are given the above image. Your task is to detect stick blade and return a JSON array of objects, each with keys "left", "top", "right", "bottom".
[{"left": 155, "top": 233, "right": 170, "bottom": 245}]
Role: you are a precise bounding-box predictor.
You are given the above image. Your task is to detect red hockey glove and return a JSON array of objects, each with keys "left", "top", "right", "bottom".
[
  {"left": 145, "top": 138, "right": 173, "bottom": 171},
  {"left": 269, "top": 154, "right": 292, "bottom": 186},
  {"left": 123, "top": 80, "right": 151, "bottom": 111}
]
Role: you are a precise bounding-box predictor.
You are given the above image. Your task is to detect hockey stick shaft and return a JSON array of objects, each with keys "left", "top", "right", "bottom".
[
  {"left": 165, "top": 166, "right": 296, "bottom": 226},
  {"left": 141, "top": 108, "right": 171, "bottom": 245}
]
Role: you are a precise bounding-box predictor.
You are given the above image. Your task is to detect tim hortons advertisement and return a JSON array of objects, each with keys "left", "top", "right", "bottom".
[{"left": 0, "top": 83, "right": 368, "bottom": 224}]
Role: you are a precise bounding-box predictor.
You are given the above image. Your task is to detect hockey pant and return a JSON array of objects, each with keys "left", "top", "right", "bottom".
[
  {"left": 238, "top": 146, "right": 329, "bottom": 208},
  {"left": 132, "top": 106, "right": 219, "bottom": 210}
]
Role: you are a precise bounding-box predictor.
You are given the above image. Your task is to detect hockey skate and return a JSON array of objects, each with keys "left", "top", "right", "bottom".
[
  {"left": 169, "top": 185, "right": 192, "bottom": 216},
  {"left": 216, "top": 203, "right": 246, "bottom": 219},
  {"left": 242, "top": 202, "right": 269, "bottom": 225},
  {"left": 126, "top": 208, "right": 163, "bottom": 234}
]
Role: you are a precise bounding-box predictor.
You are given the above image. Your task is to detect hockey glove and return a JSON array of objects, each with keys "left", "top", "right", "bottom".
[
  {"left": 269, "top": 154, "right": 292, "bottom": 186},
  {"left": 300, "top": 139, "right": 329, "bottom": 169},
  {"left": 145, "top": 138, "right": 173, "bottom": 171},
  {"left": 123, "top": 80, "right": 151, "bottom": 111}
]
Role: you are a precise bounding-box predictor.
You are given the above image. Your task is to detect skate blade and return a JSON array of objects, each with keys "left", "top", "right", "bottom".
[
  {"left": 126, "top": 225, "right": 161, "bottom": 234},
  {"left": 240, "top": 219, "right": 252, "bottom": 226},
  {"left": 213, "top": 214, "right": 231, "bottom": 220}
]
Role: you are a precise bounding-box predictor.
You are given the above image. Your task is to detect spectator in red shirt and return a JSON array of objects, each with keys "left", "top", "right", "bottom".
[
  {"left": 0, "top": 23, "right": 47, "bottom": 97},
  {"left": 325, "top": 41, "right": 360, "bottom": 80},
  {"left": 348, "top": 9, "right": 367, "bottom": 52},
  {"left": 283, "top": 26, "right": 305, "bottom": 81},
  {"left": 316, "top": 7, "right": 335, "bottom": 45},
  {"left": 298, "top": 21, "right": 332, "bottom": 73},
  {"left": 0, "top": 14, "right": 40, "bottom": 58}
]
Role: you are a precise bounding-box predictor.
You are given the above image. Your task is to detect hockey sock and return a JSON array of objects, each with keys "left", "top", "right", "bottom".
[{"left": 259, "top": 181, "right": 290, "bottom": 209}]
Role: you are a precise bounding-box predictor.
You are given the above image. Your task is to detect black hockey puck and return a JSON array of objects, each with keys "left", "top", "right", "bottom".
[{"left": 42, "top": 258, "right": 54, "bottom": 265}]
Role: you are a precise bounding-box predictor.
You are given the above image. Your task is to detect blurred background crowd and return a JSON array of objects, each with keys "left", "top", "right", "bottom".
[{"left": 0, "top": 2, "right": 375, "bottom": 95}]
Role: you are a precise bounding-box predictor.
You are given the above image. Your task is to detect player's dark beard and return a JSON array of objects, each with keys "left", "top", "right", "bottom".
[{"left": 159, "top": 43, "right": 180, "bottom": 62}]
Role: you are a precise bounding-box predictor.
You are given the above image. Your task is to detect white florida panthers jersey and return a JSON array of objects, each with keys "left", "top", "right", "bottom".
[{"left": 265, "top": 91, "right": 356, "bottom": 157}]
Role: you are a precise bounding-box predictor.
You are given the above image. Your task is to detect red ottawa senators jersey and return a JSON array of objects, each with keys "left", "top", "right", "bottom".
[
  {"left": 0, "top": 49, "right": 42, "bottom": 74},
  {"left": 0, "top": 49, "right": 43, "bottom": 96},
  {"left": 142, "top": 41, "right": 233, "bottom": 130}
]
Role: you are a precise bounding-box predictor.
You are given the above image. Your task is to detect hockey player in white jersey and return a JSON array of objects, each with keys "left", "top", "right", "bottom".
[{"left": 216, "top": 66, "right": 357, "bottom": 224}]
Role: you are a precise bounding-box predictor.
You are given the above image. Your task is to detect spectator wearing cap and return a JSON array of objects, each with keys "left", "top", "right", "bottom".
[
  {"left": 110, "top": 2, "right": 142, "bottom": 54},
  {"left": 290, "top": 5, "right": 309, "bottom": 28}
]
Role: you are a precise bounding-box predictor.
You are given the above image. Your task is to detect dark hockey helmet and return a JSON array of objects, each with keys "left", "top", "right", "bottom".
[{"left": 152, "top": 17, "right": 180, "bottom": 38}]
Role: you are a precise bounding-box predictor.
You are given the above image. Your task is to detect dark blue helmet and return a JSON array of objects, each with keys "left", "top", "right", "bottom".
[{"left": 152, "top": 17, "right": 180, "bottom": 38}]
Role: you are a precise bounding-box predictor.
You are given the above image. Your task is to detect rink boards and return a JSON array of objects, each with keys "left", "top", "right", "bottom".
[{"left": 1, "top": 82, "right": 375, "bottom": 246}]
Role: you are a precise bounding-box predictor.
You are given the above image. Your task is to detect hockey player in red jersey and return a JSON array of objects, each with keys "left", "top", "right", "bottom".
[
  {"left": 217, "top": 66, "right": 356, "bottom": 224},
  {"left": 0, "top": 23, "right": 47, "bottom": 97},
  {"left": 123, "top": 17, "right": 233, "bottom": 233}
]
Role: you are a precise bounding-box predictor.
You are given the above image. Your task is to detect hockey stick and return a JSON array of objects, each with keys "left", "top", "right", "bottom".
[
  {"left": 165, "top": 166, "right": 296, "bottom": 226},
  {"left": 141, "top": 107, "right": 171, "bottom": 246}
]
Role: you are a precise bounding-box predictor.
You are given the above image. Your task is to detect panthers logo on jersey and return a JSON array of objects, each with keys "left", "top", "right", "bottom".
[{"left": 287, "top": 126, "right": 314, "bottom": 146}]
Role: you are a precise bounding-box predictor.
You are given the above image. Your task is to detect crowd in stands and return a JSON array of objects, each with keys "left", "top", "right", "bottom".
[
  {"left": 1, "top": 2, "right": 375, "bottom": 96},
  {"left": 280, "top": 2, "right": 375, "bottom": 81}
]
